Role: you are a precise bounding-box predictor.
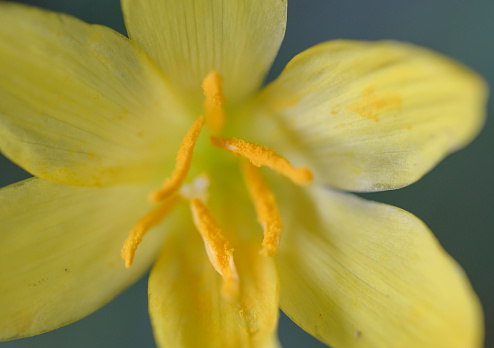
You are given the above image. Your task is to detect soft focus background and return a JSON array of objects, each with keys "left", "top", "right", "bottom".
[{"left": 1, "top": 0, "right": 493, "bottom": 347}]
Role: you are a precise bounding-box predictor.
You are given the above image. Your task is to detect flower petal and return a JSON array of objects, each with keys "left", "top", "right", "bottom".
[
  {"left": 122, "top": 0, "right": 287, "bottom": 105},
  {"left": 253, "top": 40, "right": 487, "bottom": 191},
  {"left": 0, "top": 3, "right": 189, "bottom": 187},
  {"left": 0, "top": 178, "right": 176, "bottom": 340},
  {"left": 148, "top": 210, "right": 280, "bottom": 348},
  {"left": 273, "top": 183, "right": 483, "bottom": 348}
]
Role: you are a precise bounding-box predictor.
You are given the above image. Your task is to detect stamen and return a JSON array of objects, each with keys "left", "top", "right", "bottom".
[
  {"left": 210, "top": 136, "right": 313, "bottom": 185},
  {"left": 149, "top": 116, "right": 206, "bottom": 202},
  {"left": 190, "top": 198, "right": 239, "bottom": 298},
  {"left": 242, "top": 162, "right": 283, "bottom": 257},
  {"left": 202, "top": 71, "right": 225, "bottom": 132},
  {"left": 122, "top": 195, "right": 181, "bottom": 268}
]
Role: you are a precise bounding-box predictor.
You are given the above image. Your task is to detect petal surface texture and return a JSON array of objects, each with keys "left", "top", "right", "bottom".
[
  {"left": 273, "top": 183, "right": 483, "bottom": 348},
  {"left": 148, "top": 210, "right": 280, "bottom": 348},
  {"left": 0, "top": 178, "right": 175, "bottom": 340},
  {"left": 122, "top": 0, "right": 287, "bottom": 105},
  {"left": 255, "top": 40, "right": 487, "bottom": 191},
  {"left": 0, "top": 3, "right": 189, "bottom": 187}
]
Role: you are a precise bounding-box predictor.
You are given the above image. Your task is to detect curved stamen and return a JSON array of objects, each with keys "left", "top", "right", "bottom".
[
  {"left": 202, "top": 71, "right": 225, "bottom": 132},
  {"left": 190, "top": 198, "right": 239, "bottom": 299},
  {"left": 242, "top": 162, "right": 283, "bottom": 257},
  {"left": 210, "top": 136, "right": 313, "bottom": 185},
  {"left": 122, "top": 195, "right": 181, "bottom": 268},
  {"left": 149, "top": 116, "right": 206, "bottom": 202}
]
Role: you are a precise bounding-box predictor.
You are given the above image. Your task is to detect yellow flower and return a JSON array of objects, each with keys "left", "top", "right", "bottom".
[{"left": 0, "top": 1, "right": 487, "bottom": 347}]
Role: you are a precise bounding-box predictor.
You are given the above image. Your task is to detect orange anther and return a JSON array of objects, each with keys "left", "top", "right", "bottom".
[
  {"left": 122, "top": 195, "right": 181, "bottom": 268},
  {"left": 210, "top": 136, "right": 313, "bottom": 185},
  {"left": 149, "top": 116, "right": 205, "bottom": 202},
  {"left": 190, "top": 198, "right": 239, "bottom": 298},
  {"left": 242, "top": 162, "right": 283, "bottom": 257},
  {"left": 202, "top": 71, "right": 225, "bottom": 132}
]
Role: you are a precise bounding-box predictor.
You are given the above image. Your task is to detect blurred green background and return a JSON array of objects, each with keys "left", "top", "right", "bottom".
[{"left": 0, "top": 0, "right": 492, "bottom": 347}]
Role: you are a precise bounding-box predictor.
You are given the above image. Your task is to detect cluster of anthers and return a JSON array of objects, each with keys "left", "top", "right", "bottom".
[{"left": 121, "top": 71, "right": 313, "bottom": 298}]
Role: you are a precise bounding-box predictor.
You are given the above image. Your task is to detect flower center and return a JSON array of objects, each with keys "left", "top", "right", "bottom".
[{"left": 121, "top": 71, "right": 313, "bottom": 298}]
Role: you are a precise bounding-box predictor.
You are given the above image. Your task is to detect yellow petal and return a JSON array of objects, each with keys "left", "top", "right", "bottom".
[
  {"left": 148, "top": 211, "right": 280, "bottom": 348},
  {"left": 122, "top": 0, "right": 287, "bottom": 105},
  {"left": 253, "top": 40, "right": 487, "bottom": 191},
  {"left": 0, "top": 178, "right": 177, "bottom": 340},
  {"left": 0, "top": 3, "right": 189, "bottom": 187},
  {"left": 273, "top": 183, "right": 483, "bottom": 348}
]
